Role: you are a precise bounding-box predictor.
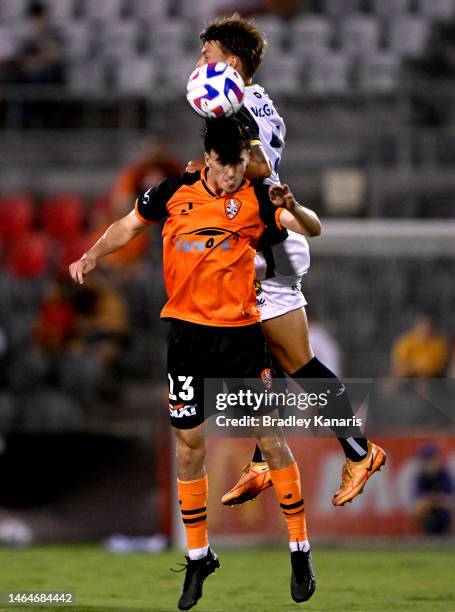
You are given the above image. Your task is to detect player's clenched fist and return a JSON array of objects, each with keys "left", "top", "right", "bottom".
[
  {"left": 268, "top": 183, "right": 296, "bottom": 210},
  {"left": 69, "top": 255, "right": 96, "bottom": 285}
]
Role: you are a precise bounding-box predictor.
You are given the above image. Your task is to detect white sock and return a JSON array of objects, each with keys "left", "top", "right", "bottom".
[
  {"left": 188, "top": 545, "right": 209, "bottom": 560},
  {"left": 290, "top": 539, "right": 310, "bottom": 553}
]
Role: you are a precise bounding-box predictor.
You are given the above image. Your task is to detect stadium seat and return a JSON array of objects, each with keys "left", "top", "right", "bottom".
[
  {"left": 179, "top": 0, "right": 218, "bottom": 21},
  {"left": 67, "top": 58, "right": 107, "bottom": 93},
  {"left": 340, "top": 16, "right": 380, "bottom": 57},
  {"left": 133, "top": 0, "right": 170, "bottom": 20},
  {"left": 253, "top": 16, "right": 285, "bottom": 52},
  {"left": 161, "top": 56, "right": 200, "bottom": 94},
  {"left": 319, "top": 0, "right": 363, "bottom": 16},
  {"left": 99, "top": 20, "right": 139, "bottom": 60},
  {"left": 372, "top": 0, "right": 411, "bottom": 16},
  {"left": 60, "top": 21, "right": 94, "bottom": 59},
  {"left": 7, "top": 232, "right": 50, "bottom": 278},
  {"left": 258, "top": 54, "right": 302, "bottom": 96},
  {"left": 0, "top": 0, "right": 26, "bottom": 20},
  {"left": 46, "top": 0, "right": 76, "bottom": 20},
  {"left": 417, "top": 0, "right": 455, "bottom": 21},
  {"left": 357, "top": 52, "right": 400, "bottom": 94},
  {"left": 307, "top": 53, "right": 352, "bottom": 96},
  {"left": 83, "top": 0, "right": 123, "bottom": 21},
  {"left": 152, "top": 19, "right": 190, "bottom": 59},
  {"left": 291, "top": 16, "right": 333, "bottom": 57},
  {"left": 41, "top": 194, "right": 85, "bottom": 240},
  {"left": 57, "top": 233, "right": 93, "bottom": 274},
  {"left": 0, "top": 195, "right": 34, "bottom": 242},
  {"left": 388, "top": 15, "right": 430, "bottom": 57},
  {"left": 115, "top": 56, "right": 157, "bottom": 94}
]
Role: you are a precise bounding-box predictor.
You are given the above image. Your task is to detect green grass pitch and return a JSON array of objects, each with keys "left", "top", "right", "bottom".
[{"left": 0, "top": 545, "right": 454, "bottom": 611}]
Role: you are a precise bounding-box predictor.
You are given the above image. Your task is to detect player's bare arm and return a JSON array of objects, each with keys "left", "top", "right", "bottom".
[
  {"left": 69, "top": 210, "right": 146, "bottom": 284},
  {"left": 269, "top": 184, "right": 322, "bottom": 237},
  {"left": 245, "top": 143, "right": 272, "bottom": 180}
]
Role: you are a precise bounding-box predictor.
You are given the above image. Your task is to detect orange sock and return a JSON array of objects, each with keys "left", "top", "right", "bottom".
[
  {"left": 270, "top": 462, "right": 308, "bottom": 542},
  {"left": 177, "top": 475, "right": 208, "bottom": 551}
]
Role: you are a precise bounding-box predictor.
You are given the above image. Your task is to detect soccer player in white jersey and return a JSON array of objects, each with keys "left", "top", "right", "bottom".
[{"left": 189, "top": 12, "right": 386, "bottom": 520}]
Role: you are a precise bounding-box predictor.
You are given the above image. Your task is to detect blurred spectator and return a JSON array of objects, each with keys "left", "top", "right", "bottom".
[
  {"left": 446, "top": 339, "right": 455, "bottom": 378},
  {"left": 92, "top": 134, "right": 182, "bottom": 268},
  {"left": 0, "top": 25, "right": 19, "bottom": 83},
  {"left": 110, "top": 134, "right": 183, "bottom": 218},
  {"left": 9, "top": 1, "right": 65, "bottom": 87},
  {"left": 7, "top": 280, "right": 75, "bottom": 393},
  {"left": 33, "top": 280, "right": 75, "bottom": 356},
  {"left": 59, "top": 273, "right": 129, "bottom": 403},
  {"left": 5, "top": 1, "right": 65, "bottom": 128},
  {"left": 308, "top": 314, "right": 342, "bottom": 376},
  {"left": 414, "top": 444, "right": 453, "bottom": 535},
  {"left": 391, "top": 313, "right": 448, "bottom": 378},
  {"left": 406, "top": 21, "right": 455, "bottom": 127}
]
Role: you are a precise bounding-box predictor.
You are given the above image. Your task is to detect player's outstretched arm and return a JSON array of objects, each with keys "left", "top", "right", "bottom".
[
  {"left": 69, "top": 210, "right": 147, "bottom": 284},
  {"left": 245, "top": 143, "right": 272, "bottom": 180},
  {"left": 269, "top": 184, "right": 321, "bottom": 237}
]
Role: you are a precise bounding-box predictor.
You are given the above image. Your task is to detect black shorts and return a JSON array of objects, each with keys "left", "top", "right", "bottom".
[{"left": 167, "top": 319, "right": 276, "bottom": 429}]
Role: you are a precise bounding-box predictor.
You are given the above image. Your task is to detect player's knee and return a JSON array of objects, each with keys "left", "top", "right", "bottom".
[
  {"left": 175, "top": 430, "right": 205, "bottom": 469},
  {"left": 269, "top": 339, "right": 313, "bottom": 374}
]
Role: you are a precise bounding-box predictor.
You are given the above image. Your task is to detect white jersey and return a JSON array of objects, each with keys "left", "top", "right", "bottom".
[
  {"left": 239, "top": 84, "right": 311, "bottom": 286},
  {"left": 243, "top": 84, "right": 286, "bottom": 186}
]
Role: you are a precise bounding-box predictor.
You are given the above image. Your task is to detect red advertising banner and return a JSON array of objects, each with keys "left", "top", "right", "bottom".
[{"left": 205, "top": 437, "right": 455, "bottom": 542}]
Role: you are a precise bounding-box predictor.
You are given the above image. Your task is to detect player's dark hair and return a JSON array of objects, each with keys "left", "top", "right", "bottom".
[
  {"left": 203, "top": 117, "right": 250, "bottom": 165},
  {"left": 200, "top": 14, "right": 267, "bottom": 79}
]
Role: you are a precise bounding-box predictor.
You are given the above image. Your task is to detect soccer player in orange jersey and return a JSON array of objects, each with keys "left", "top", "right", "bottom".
[
  {"left": 189, "top": 15, "right": 386, "bottom": 510},
  {"left": 69, "top": 118, "right": 320, "bottom": 609}
]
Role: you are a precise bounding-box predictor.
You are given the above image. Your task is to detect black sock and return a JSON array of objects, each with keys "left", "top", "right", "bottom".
[
  {"left": 291, "top": 357, "right": 369, "bottom": 462},
  {"left": 252, "top": 445, "right": 264, "bottom": 462}
]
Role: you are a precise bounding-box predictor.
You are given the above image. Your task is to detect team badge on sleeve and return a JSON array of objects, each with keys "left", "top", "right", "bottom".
[{"left": 224, "top": 197, "right": 242, "bottom": 220}]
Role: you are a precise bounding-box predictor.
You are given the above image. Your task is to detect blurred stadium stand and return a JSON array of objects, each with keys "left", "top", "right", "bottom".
[{"left": 0, "top": 1, "right": 454, "bottom": 441}]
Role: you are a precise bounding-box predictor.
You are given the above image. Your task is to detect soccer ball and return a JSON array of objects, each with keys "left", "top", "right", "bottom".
[{"left": 186, "top": 62, "right": 245, "bottom": 119}]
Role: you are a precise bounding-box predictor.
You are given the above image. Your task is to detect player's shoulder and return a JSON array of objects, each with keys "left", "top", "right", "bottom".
[
  {"left": 163, "top": 171, "right": 201, "bottom": 188},
  {"left": 244, "top": 84, "right": 274, "bottom": 106},
  {"left": 181, "top": 171, "right": 203, "bottom": 186},
  {"left": 249, "top": 179, "right": 270, "bottom": 201},
  {"left": 155, "top": 171, "right": 201, "bottom": 194}
]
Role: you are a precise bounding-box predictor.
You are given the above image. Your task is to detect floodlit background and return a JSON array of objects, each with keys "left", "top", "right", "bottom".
[{"left": 0, "top": 1, "right": 454, "bottom": 609}]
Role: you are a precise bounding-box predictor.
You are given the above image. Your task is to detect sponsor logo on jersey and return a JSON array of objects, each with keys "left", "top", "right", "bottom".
[
  {"left": 250, "top": 104, "right": 274, "bottom": 118},
  {"left": 224, "top": 197, "right": 242, "bottom": 220},
  {"left": 169, "top": 403, "right": 197, "bottom": 418},
  {"left": 172, "top": 227, "right": 240, "bottom": 253},
  {"left": 261, "top": 368, "right": 273, "bottom": 390}
]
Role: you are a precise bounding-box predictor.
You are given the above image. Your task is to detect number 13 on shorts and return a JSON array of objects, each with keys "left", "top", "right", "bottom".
[{"left": 168, "top": 374, "right": 195, "bottom": 402}]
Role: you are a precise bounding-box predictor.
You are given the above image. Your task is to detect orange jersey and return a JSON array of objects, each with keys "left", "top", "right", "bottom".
[{"left": 135, "top": 169, "right": 286, "bottom": 327}]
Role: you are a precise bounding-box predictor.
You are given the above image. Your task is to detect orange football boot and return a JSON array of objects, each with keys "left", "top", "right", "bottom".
[
  {"left": 221, "top": 461, "right": 272, "bottom": 506},
  {"left": 332, "top": 441, "right": 386, "bottom": 506}
]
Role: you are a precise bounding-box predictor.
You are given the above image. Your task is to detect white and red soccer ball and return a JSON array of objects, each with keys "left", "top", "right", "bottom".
[{"left": 186, "top": 62, "right": 245, "bottom": 119}]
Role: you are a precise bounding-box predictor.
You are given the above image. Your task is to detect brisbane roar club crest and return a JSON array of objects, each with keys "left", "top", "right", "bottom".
[
  {"left": 261, "top": 368, "right": 272, "bottom": 390},
  {"left": 224, "top": 197, "right": 242, "bottom": 220}
]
